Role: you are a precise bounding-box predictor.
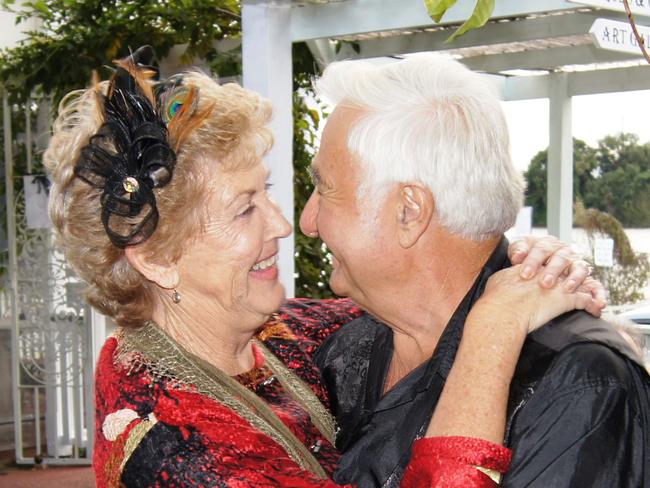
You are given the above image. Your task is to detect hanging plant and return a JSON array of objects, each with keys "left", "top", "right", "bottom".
[{"left": 424, "top": 0, "right": 495, "bottom": 42}]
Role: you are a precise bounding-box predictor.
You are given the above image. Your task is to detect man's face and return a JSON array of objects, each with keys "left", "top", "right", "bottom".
[{"left": 299, "top": 106, "right": 390, "bottom": 303}]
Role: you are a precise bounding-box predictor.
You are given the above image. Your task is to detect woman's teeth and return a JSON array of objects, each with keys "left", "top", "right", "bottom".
[{"left": 251, "top": 254, "right": 278, "bottom": 271}]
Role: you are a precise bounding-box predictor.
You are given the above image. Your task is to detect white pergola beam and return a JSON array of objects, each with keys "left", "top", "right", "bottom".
[
  {"left": 463, "top": 44, "right": 641, "bottom": 73},
  {"left": 547, "top": 73, "right": 574, "bottom": 242},
  {"left": 291, "top": 0, "right": 583, "bottom": 42},
  {"left": 338, "top": 11, "right": 629, "bottom": 61},
  {"left": 242, "top": 1, "right": 295, "bottom": 296},
  {"left": 566, "top": 64, "right": 650, "bottom": 96},
  {"left": 499, "top": 63, "right": 650, "bottom": 101},
  {"left": 499, "top": 74, "right": 551, "bottom": 100}
]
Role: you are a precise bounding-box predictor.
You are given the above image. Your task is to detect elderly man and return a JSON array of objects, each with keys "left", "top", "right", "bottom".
[{"left": 300, "top": 55, "right": 650, "bottom": 487}]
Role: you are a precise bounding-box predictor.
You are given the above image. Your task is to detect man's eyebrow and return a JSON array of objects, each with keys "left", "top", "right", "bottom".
[{"left": 308, "top": 165, "right": 321, "bottom": 186}]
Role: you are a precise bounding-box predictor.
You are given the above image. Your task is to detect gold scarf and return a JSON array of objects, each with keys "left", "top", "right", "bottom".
[{"left": 116, "top": 321, "right": 336, "bottom": 479}]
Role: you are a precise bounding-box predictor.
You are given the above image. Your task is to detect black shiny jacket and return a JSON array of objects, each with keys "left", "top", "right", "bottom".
[{"left": 316, "top": 239, "right": 650, "bottom": 488}]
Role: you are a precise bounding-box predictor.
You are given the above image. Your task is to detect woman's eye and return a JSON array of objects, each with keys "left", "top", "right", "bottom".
[{"left": 239, "top": 205, "right": 255, "bottom": 217}]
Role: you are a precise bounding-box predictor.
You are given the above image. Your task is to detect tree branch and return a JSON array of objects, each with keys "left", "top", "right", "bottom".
[{"left": 623, "top": 0, "right": 650, "bottom": 64}]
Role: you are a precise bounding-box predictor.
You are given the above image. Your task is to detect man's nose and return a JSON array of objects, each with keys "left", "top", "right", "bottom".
[{"left": 299, "top": 190, "right": 319, "bottom": 238}]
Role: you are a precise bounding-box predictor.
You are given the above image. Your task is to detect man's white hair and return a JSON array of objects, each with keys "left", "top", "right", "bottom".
[{"left": 315, "top": 54, "right": 524, "bottom": 241}]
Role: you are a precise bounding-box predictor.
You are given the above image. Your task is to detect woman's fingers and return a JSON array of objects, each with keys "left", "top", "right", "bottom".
[
  {"left": 508, "top": 236, "right": 578, "bottom": 285},
  {"left": 576, "top": 277, "right": 607, "bottom": 314},
  {"left": 481, "top": 265, "right": 605, "bottom": 335},
  {"left": 534, "top": 246, "right": 577, "bottom": 288},
  {"left": 507, "top": 237, "right": 607, "bottom": 304},
  {"left": 561, "top": 260, "right": 592, "bottom": 292},
  {"left": 508, "top": 238, "right": 531, "bottom": 265}
]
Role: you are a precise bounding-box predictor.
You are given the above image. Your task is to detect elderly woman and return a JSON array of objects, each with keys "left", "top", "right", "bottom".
[{"left": 44, "top": 49, "right": 600, "bottom": 487}]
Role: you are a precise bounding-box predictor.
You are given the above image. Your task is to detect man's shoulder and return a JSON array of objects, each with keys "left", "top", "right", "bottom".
[
  {"left": 503, "top": 313, "right": 650, "bottom": 487},
  {"left": 530, "top": 310, "right": 636, "bottom": 356},
  {"left": 537, "top": 340, "right": 638, "bottom": 390},
  {"left": 514, "top": 310, "right": 648, "bottom": 403}
]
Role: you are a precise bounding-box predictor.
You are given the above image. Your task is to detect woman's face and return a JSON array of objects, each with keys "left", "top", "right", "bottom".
[{"left": 175, "top": 160, "right": 292, "bottom": 323}]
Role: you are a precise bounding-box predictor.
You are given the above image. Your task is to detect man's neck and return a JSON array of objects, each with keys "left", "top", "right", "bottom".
[{"left": 371, "top": 235, "right": 502, "bottom": 390}]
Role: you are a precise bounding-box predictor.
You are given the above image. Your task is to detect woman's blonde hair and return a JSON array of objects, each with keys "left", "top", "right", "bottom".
[{"left": 44, "top": 70, "right": 273, "bottom": 327}]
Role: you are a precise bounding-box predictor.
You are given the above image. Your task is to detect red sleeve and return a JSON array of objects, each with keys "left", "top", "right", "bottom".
[{"left": 401, "top": 437, "right": 512, "bottom": 488}]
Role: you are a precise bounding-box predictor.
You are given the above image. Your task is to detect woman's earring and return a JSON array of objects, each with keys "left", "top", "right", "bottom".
[{"left": 171, "top": 289, "right": 181, "bottom": 304}]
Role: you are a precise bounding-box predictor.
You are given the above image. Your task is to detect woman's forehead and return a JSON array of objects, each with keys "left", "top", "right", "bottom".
[{"left": 204, "top": 162, "right": 269, "bottom": 202}]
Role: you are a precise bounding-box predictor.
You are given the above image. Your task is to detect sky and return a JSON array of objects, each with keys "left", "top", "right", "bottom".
[{"left": 503, "top": 89, "right": 650, "bottom": 173}]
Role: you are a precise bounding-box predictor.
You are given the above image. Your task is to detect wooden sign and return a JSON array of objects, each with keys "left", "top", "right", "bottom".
[
  {"left": 569, "top": 0, "right": 650, "bottom": 16},
  {"left": 590, "top": 17, "right": 649, "bottom": 54}
]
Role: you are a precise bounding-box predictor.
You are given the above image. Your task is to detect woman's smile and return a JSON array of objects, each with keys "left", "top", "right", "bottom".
[{"left": 250, "top": 253, "right": 279, "bottom": 280}]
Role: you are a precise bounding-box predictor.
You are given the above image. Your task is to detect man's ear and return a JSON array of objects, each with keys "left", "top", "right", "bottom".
[
  {"left": 124, "top": 246, "right": 178, "bottom": 290},
  {"left": 396, "top": 183, "right": 434, "bottom": 249}
]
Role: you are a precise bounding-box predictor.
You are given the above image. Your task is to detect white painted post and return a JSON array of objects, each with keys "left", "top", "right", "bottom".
[
  {"left": 4, "top": 92, "right": 24, "bottom": 462},
  {"left": 547, "top": 73, "right": 574, "bottom": 242},
  {"left": 242, "top": 0, "right": 294, "bottom": 297}
]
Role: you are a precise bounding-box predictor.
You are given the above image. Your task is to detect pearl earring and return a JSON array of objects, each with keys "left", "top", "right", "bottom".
[{"left": 171, "top": 289, "right": 181, "bottom": 304}]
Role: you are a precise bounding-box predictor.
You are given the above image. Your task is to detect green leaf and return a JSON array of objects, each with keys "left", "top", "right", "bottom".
[
  {"left": 32, "top": 0, "right": 49, "bottom": 16},
  {"left": 446, "top": 0, "right": 495, "bottom": 42},
  {"left": 424, "top": 0, "right": 458, "bottom": 23},
  {"left": 308, "top": 109, "right": 320, "bottom": 125}
]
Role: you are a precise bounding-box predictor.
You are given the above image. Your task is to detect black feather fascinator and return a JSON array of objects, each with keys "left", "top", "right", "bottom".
[{"left": 74, "top": 46, "right": 176, "bottom": 247}]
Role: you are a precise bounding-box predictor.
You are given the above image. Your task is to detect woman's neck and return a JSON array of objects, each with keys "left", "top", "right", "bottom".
[{"left": 150, "top": 296, "right": 262, "bottom": 376}]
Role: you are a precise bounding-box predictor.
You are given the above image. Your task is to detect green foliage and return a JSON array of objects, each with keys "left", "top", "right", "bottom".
[
  {"left": 586, "top": 134, "right": 650, "bottom": 226},
  {"left": 524, "top": 139, "right": 597, "bottom": 226},
  {"left": 424, "top": 0, "right": 457, "bottom": 23},
  {"left": 524, "top": 133, "right": 650, "bottom": 227},
  {"left": 575, "top": 202, "right": 650, "bottom": 305},
  {"left": 292, "top": 44, "right": 334, "bottom": 299},
  {"left": 0, "top": 0, "right": 240, "bottom": 104},
  {"left": 424, "top": 0, "right": 495, "bottom": 42},
  {"left": 293, "top": 90, "right": 334, "bottom": 298},
  {"left": 598, "top": 260, "right": 650, "bottom": 305}
]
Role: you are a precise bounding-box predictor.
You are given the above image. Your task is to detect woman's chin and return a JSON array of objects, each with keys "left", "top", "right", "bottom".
[{"left": 248, "top": 278, "right": 286, "bottom": 316}]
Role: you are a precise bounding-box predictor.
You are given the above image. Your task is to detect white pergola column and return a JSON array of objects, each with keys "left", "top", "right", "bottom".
[
  {"left": 242, "top": 0, "right": 294, "bottom": 297},
  {"left": 547, "top": 72, "right": 574, "bottom": 242}
]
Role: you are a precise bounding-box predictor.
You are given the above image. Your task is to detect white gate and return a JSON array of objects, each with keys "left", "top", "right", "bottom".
[{"left": 3, "top": 92, "right": 101, "bottom": 465}]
